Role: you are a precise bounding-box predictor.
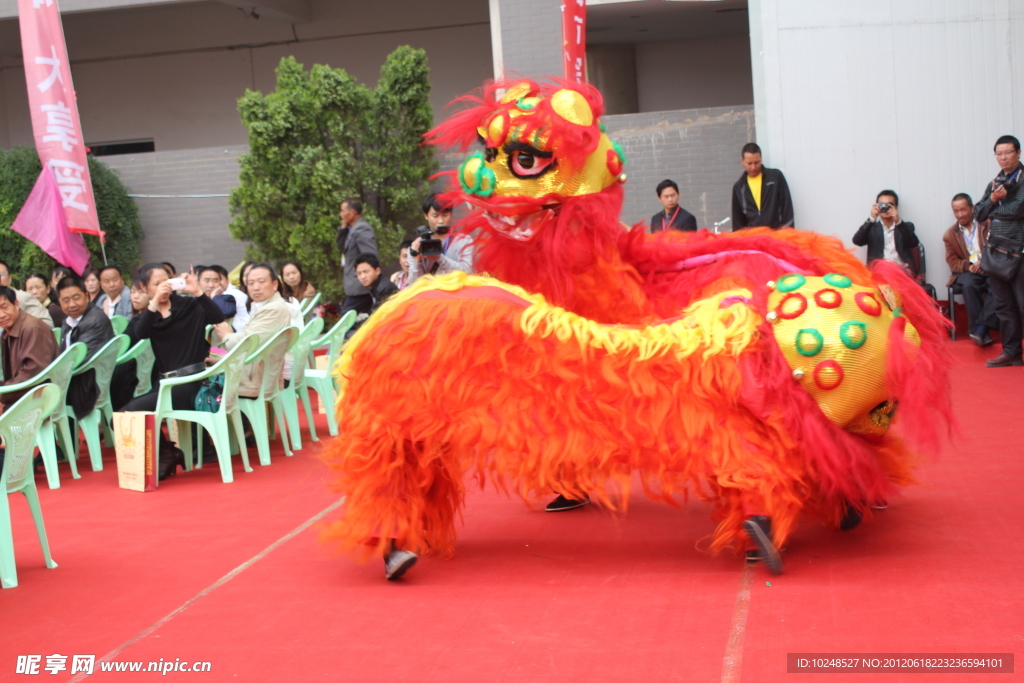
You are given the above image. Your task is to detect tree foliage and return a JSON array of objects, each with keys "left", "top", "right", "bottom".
[
  {"left": 0, "top": 146, "right": 142, "bottom": 284},
  {"left": 229, "top": 47, "right": 437, "bottom": 301}
]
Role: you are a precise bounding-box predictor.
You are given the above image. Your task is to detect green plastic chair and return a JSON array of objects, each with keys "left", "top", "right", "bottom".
[
  {"left": 0, "top": 343, "right": 87, "bottom": 489},
  {"left": 116, "top": 338, "right": 155, "bottom": 398},
  {"left": 52, "top": 327, "right": 61, "bottom": 346},
  {"left": 237, "top": 326, "right": 299, "bottom": 465},
  {"left": 152, "top": 335, "right": 259, "bottom": 484},
  {"left": 278, "top": 317, "right": 323, "bottom": 449},
  {"left": 300, "top": 292, "right": 321, "bottom": 317},
  {"left": 301, "top": 311, "right": 357, "bottom": 439},
  {"left": 65, "top": 335, "right": 131, "bottom": 472},
  {"left": 1, "top": 384, "right": 62, "bottom": 588},
  {"left": 110, "top": 315, "right": 129, "bottom": 334}
]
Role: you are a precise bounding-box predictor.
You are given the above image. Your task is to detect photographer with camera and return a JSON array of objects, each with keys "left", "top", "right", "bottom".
[
  {"left": 852, "top": 190, "right": 921, "bottom": 277},
  {"left": 974, "top": 135, "right": 1024, "bottom": 367},
  {"left": 408, "top": 194, "right": 475, "bottom": 285}
]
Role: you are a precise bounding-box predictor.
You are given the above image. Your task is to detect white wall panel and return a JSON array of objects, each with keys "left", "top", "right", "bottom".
[{"left": 752, "top": 0, "right": 1024, "bottom": 288}]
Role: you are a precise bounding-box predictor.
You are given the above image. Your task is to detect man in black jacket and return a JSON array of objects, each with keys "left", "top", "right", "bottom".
[
  {"left": 651, "top": 179, "right": 698, "bottom": 232},
  {"left": 851, "top": 190, "right": 920, "bottom": 277},
  {"left": 731, "top": 143, "right": 794, "bottom": 230},
  {"left": 58, "top": 275, "right": 114, "bottom": 419}
]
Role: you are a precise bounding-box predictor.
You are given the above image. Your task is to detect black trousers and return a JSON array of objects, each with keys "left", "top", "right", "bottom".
[
  {"left": 120, "top": 380, "right": 202, "bottom": 413},
  {"left": 989, "top": 265, "right": 1024, "bottom": 357},
  {"left": 340, "top": 293, "right": 373, "bottom": 316},
  {"left": 955, "top": 272, "right": 999, "bottom": 332}
]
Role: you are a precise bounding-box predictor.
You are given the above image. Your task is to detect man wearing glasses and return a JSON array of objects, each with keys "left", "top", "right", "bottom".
[{"left": 975, "top": 135, "right": 1024, "bottom": 367}]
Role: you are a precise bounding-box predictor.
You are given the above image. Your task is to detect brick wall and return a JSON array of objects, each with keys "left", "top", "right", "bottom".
[
  {"left": 604, "top": 106, "right": 756, "bottom": 231},
  {"left": 102, "top": 145, "right": 247, "bottom": 270}
]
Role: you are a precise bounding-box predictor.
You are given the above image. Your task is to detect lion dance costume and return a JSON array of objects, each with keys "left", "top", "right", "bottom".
[{"left": 321, "top": 79, "right": 951, "bottom": 576}]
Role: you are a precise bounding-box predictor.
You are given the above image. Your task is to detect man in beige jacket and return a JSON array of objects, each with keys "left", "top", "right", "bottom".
[{"left": 211, "top": 264, "right": 292, "bottom": 398}]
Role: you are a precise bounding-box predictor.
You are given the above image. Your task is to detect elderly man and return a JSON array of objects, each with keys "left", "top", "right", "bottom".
[
  {"left": 58, "top": 275, "right": 114, "bottom": 419},
  {"left": 212, "top": 263, "right": 292, "bottom": 399},
  {"left": 0, "top": 259, "right": 53, "bottom": 326},
  {"left": 95, "top": 265, "right": 133, "bottom": 318},
  {"left": 943, "top": 193, "right": 999, "bottom": 347},
  {"left": 336, "top": 198, "right": 379, "bottom": 316},
  {"left": 0, "top": 285, "right": 58, "bottom": 409}
]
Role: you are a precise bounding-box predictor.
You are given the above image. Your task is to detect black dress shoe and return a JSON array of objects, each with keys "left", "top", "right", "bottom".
[
  {"left": 545, "top": 494, "right": 590, "bottom": 512},
  {"left": 743, "top": 515, "right": 783, "bottom": 575},
  {"left": 986, "top": 353, "right": 1024, "bottom": 367},
  {"left": 158, "top": 447, "right": 185, "bottom": 481}
]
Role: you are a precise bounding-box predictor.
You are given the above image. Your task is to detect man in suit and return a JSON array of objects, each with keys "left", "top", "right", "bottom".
[
  {"left": 731, "top": 143, "right": 795, "bottom": 230},
  {"left": 58, "top": 275, "right": 114, "bottom": 419},
  {"left": 336, "top": 198, "right": 379, "bottom": 316},
  {"left": 211, "top": 263, "right": 292, "bottom": 399},
  {"left": 650, "top": 179, "right": 698, "bottom": 232},
  {"left": 95, "top": 265, "right": 134, "bottom": 318},
  {"left": 852, "top": 189, "right": 922, "bottom": 278},
  {"left": 943, "top": 193, "right": 999, "bottom": 346}
]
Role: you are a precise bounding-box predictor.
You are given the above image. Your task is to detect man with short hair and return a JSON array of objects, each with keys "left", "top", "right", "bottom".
[
  {"left": 355, "top": 254, "right": 399, "bottom": 312},
  {"left": 212, "top": 264, "right": 292, "bottom": 398},
  {"left": 58, "top": 275, "right": 114, "bottom": 419},
  {"left": 0, "top": 259, "right": 53, "bottom": 326},
  {"left": 408, "top": 193, "right": 474, "bottom": 285},
  {"left": 198, "top": 266, "right": 236, "bottom": 319},
  {"left": 943, "top": 193, "right": 999, "bottom": 347},
  {"left": 336, "top": 198, "right": 379, "bottom": 315},
  {"left": 0, "top": 285, "right": 58, "bottom": 409},
  {"left": 852, "top": 190, "right": 921, "bottom": 277},
  {"left": 731, "top": 142, "right": 795, "bottom": 230},
  {"left": 975, "top": 134, "right": 1024, "bottom": 367},
  {"left": 650, "top": 179, "right": 697, "bottom": 232},
  {"left": 95, "top": 265, "right": 133, "bottom": 318}
]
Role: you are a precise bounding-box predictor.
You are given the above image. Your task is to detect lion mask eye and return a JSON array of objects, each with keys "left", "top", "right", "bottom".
[{"left": 505, "top": 143, "right": 554, "bottom": 178}]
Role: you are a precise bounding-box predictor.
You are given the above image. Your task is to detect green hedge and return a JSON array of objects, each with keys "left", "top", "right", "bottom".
[{"left": 0, "top": 146, "right": 142, "bottom": 285}]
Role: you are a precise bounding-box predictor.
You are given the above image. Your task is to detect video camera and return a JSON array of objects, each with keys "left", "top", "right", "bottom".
[{"left": 414, "top": 225, "right": 450, "bottom": 257}]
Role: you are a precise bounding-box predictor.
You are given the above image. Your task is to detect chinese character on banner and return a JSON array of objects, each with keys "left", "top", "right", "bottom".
[
  {"left": 70, "top": 655, "right": 95, "bottom": 675},
  {"left": 15, "top": 655, "right": 41, "bottom": 674},
  {"left": 44, "top": 655, "right": 68, "bottom": 675},
  {"left": 17, "top": 0, "right": 104, "bottom": 260},
  {"left": 561, "top": 0, "right": 587, "bottom": 84}
]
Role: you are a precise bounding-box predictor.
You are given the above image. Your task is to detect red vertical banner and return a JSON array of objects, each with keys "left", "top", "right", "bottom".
[
  {"left": 562, "top": 0, "right": 586, "bottom": 83},
  {"left": 18, "top": 0, "right": 103, "bottom": 239}
]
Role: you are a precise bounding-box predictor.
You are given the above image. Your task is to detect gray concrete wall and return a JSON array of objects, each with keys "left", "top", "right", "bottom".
[
  {"left": 496, "top": 0, "right": 562, "bottom": 78},
  {"left": 604, "top": 105, "right": 755, "bottom": 231},
  {"left": 102, "top": 145, "right": 247, "bottom": 270}
]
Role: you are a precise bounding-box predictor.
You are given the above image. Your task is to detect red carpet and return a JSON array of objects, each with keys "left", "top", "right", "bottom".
[{"left": 3, "top": 342, "right": 1021, "bottom": 682}]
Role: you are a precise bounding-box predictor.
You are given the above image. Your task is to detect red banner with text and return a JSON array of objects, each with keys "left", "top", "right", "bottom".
[{"left": 562, "top": 0, "right": 586, "bottom": 83}]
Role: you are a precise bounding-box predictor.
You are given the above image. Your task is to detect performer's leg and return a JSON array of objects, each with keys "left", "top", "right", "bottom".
[{"left": 383, "top": 539, "right": 418, "bottom": 581}]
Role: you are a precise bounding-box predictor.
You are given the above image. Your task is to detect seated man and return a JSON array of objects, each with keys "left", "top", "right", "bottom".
[
  {"left": 944, "top": 193, "right": 1000, "bottom": 346},
  {"left": 408, "top": 193, "right": 474, "bottom": 284},
  {"left": 58, "top": 275, "right": 114, "bottom": 419},
  {"left": 346, "top": 255, "right": 399, "bottom": 340},
  {"left": 0, "top": 285, "right": 58, "bottom": 409},
  {"left": 852, "top": 189, "right": 921, "bottom": 277},
  {"left": 650, "top": 179, "right": 698, "bottom": 232},
  {"left": 218, "top": 265, "right": 250, "bottom": 333},
  {"left": 0, "top": 259, "right": 53, "bottom": 326},
  {"left": 95, "top": 265, "right": 134, "bottom": 319},
  {"left": 198, "top": 266, "right": 237, "bottom": 319},
  {"left": 211, "top": 263, "right": 292, "bottom": 399}
]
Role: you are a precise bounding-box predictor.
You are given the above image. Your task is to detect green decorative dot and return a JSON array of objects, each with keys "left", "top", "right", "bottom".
[
  {"left": 839, "top": 321, "right": 868, "bottom": 349},
  {"left": 516, "top": 97, "right": 536, "bottom": 111},
  {"left": 823, "top": 273, "right": 853, "bottom": 288},
  {"left": 777, "top": 274, "right": 807, "bottom": 293},
  {"left": 892, "top": 307, "right": 903, "bottom": 318},
  {"left": 795, "top": 328, "right": 824, "bottom": 357},
  {"left": 612, "top": 140, "right": 628, "bottom": 164},
  {"left": 599, "top": 119, "right": 607, "bottom": 133}
]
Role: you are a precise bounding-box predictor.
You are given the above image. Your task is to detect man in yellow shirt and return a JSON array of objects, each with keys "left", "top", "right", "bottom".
[{"left": 731, "top": 142, "right": 795, "bottom": 230}]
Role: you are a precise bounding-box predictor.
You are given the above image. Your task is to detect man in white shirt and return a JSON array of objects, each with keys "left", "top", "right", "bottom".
[
  {"left": 852, "top": 190, "right": 922, "bottom": 278},
  {"left": 943, "top": 193, "right": 999, "bottom": 346}
]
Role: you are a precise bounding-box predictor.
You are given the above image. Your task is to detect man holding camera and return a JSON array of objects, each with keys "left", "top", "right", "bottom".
[
  {"left": 408, "top": 194, "right": 475, "bottom": 285},
  {"left": 852, "top": 190, "right": 921, "bottom": 278},
  {"left": 974, "top": 134, "right": 1024, "bottom": 367}
]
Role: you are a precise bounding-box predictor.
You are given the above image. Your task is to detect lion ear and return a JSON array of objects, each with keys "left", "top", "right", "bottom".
[
  {"left": 500, "top": 82, "right": 534, "bottom": 104},
  {"left": 550, "top": 89, "right": 594, "bottom": 127}
]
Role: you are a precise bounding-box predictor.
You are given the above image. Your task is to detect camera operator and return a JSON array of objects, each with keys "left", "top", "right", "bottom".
[
  {"left": 852, "top": 190, "right": 921, "bottom": 278},
  {"left": 408, "top": 194, "right": 475, "bottom": 285}
]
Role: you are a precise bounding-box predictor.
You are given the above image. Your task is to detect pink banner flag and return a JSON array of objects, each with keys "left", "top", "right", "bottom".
[
  {"left": 18, "top": 0, "right": 103, "bottom": 242},
  {"left": 10, "top": 168, "right": 92, "bottom": 274}
]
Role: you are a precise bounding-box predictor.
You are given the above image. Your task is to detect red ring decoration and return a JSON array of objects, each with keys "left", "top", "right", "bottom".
[
  {"left": 855, "top": 292, "right": 882, "bottom": 317},
  {"left": 607, "top": 149, "right": 623, "bottom": 176},
  {"left": 776, "top": 292, "right": 808, "bottom": 319},
  {"left": 814, "top": 288, "right": 842, "bottom": 309},
  {"left": 813, "top": 360, "right": 845, "bottom": 390}
]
